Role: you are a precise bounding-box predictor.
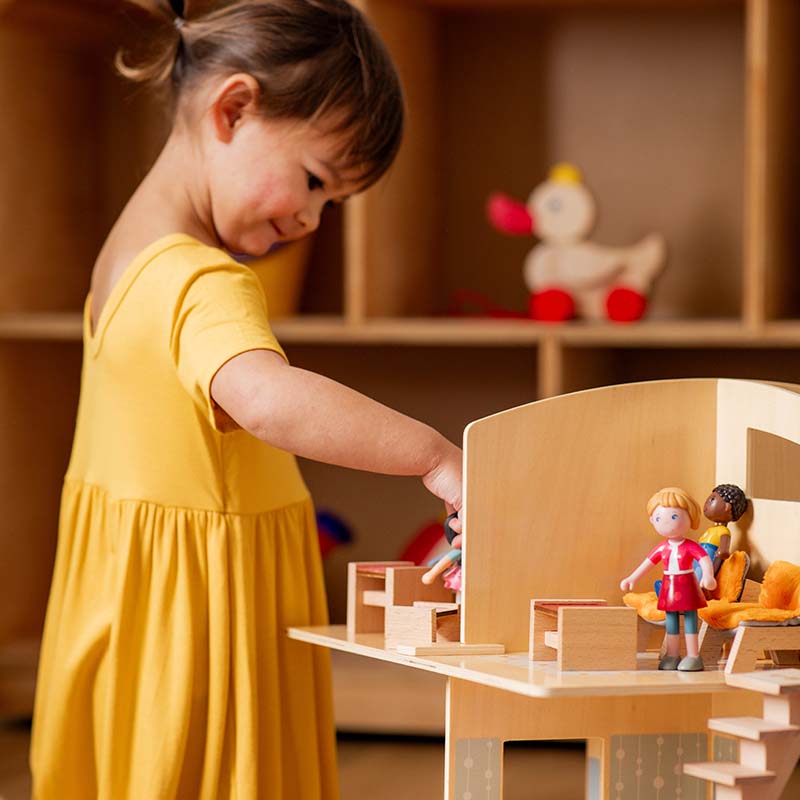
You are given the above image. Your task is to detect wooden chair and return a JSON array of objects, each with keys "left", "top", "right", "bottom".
[
  {"left": 700, "top": 561, "right": 800, "bottom": 674},
  {"left": 346, "top": 561, "right": 454, "bottom": 636}
]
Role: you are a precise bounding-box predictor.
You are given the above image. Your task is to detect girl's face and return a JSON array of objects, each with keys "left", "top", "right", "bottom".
[
  {"left": 206, "top": 110, "right": 361, "bottom": 257},
  {"left": 650, "top": 505, "right": 691, "bottom": 539}
]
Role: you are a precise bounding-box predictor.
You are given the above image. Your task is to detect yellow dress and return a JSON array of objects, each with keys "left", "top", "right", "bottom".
[{"left": 30, "top": 234, "right": 338, "bottom": 800}]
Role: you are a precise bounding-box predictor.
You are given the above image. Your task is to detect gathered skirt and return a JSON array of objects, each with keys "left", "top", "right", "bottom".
[
  {"left": 30, "top": 479, "right": 339, "bottom": 800},
  {"left": 657, "top": 571, "right": 707, "bottom": 613}
]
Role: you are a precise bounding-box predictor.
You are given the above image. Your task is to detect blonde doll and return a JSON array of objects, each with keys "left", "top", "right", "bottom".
[{"left": 620, "top": 487, "right": 716, "bottom": 671}]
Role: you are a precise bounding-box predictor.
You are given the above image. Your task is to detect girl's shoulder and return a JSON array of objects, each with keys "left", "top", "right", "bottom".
[
  {"left": 110, "top": 232, "right": 247, "bottom": 300},
  {"left": 145, "top": 232, "right": 237, "bottom": 275},
  {"left": 88, "top": 233, "right": 257, "bottom": 351},
  {"left": 93, "top": 231, "right": 232, "bottom": 295}
]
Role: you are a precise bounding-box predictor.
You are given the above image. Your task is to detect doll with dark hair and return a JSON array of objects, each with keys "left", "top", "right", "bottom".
[{"left": 693, "top": 483, "right": 748, "bottom": 582}]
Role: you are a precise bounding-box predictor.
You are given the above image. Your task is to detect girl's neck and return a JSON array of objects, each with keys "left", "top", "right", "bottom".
[
  {"left": 92, "top": 130, "right": 221, "bottom": 299},
  {"left": 132, "top": 131, "right": 219, "bottom": 246}
]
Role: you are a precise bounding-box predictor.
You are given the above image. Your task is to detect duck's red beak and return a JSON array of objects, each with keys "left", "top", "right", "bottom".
[{"left": 486, "top": 192, "right": 535, "bottom": 236}]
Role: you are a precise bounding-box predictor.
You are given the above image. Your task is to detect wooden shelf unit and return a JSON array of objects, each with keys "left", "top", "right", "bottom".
[{"left": 1, "top": 0, "right": 799, "bottom": 733}]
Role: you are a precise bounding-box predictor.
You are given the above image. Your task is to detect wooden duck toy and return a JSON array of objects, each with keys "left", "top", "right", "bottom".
[{"left": 487, "top": 163, "right": 666, "bottom": 322}]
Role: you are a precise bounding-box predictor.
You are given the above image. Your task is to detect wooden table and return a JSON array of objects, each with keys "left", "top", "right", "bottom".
[{"left": 289, "top": 625, "right": 756, "bottom": 800}]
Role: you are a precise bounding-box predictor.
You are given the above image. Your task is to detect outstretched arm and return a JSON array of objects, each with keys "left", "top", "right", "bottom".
[
  {"left": 620, "top": 557, "right": 654, "bottom": 592},
  {"left": 211, "top": 349, "right": 463, "bottom": 523},
  {"left": 698, "top": 555, "right": 717, "bottom": 591}
]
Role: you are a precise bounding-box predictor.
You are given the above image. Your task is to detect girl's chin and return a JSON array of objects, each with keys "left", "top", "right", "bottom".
[{"left": 225, "top": 235, "right": 279, "bottom": 261}]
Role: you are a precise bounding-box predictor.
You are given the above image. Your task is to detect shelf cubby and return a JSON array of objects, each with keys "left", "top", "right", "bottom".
[
  {"left": 0, "top": 343, "right": 81, "bottom": 646},
  {"left": 355, "top": 0, "right": 755, "bottom": 322}
]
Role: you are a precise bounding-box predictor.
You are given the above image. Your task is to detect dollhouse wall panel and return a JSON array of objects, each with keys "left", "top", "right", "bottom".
[
  {"left": 715, "top": 379, "right": 800, "bottom": 578},
  {"left": 746, "top": 428, "right": 800, "bottom": 503},
  {"left": 462, "top": 378, "right": 717, "bottom": 651}
]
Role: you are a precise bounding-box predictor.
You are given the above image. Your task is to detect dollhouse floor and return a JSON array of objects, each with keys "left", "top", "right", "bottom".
[{"left": 2, "top": 721, "right": 799, "bottom": 799}]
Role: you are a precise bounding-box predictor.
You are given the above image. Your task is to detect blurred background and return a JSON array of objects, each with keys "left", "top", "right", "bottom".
[{"left": 1, "top": 0, "right": 800, "bottom": 797}]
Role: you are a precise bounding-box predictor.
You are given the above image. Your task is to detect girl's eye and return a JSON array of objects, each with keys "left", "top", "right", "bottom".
[
  {"left": 672, "top": 514, "right": 678, "bottom": 520},
  {"left": 307, "top": 172, "right": 324, "bottom": 191}
]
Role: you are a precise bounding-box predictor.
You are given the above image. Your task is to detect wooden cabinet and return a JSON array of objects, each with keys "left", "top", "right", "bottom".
[{"left": 1, "top": 0, "right": 798, "bottom": 730}]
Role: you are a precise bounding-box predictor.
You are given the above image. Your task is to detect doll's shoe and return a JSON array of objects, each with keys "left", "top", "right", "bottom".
[
  {"left": 677, "top": 655, "right": 705, "bottom": 672},
  {"left": 658, "top": 655, "right": 681, "bottom": 671},
  {"left": 606, "top": 287, "right": 647, "bottom": 322},
  {"left": 529, "top": 289, "right": 575, "bottom": 322}
]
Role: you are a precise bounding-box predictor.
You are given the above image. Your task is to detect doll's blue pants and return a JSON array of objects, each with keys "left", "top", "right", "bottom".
[{"left": 665, "top": 610, "right": 698, "bottom": 635}]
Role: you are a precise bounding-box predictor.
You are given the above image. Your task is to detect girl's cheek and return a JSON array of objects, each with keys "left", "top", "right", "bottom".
[{"left": 254, "top": 181, "right": 297, "bottom": 216}]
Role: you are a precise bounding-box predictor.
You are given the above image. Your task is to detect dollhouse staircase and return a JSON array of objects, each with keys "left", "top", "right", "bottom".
[{"left": 683, "top": 669, "right": 800, "bottom": 800}]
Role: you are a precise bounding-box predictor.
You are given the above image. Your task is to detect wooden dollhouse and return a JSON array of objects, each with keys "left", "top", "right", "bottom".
[
  {"left": 291, "top": 378, "right": 800, "bottom": 799},
  {"left": 2, "top": 0, "right": 800, "bottom": 743}
]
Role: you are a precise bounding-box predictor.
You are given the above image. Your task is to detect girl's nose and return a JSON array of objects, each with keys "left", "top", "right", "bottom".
[{"left": 296, "top": 204, "right": 321, "bottom": 232}]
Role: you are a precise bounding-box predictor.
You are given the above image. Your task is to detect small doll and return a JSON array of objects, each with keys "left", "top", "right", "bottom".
[
  {"left": 421, "top": 513, "right": 462, "bottom": 595},
  {"left": 620, "top": 487, "right": 716, "bottom": 672},
  {"left": 693, "top": 483, "right": 747, "bottom": 582}
]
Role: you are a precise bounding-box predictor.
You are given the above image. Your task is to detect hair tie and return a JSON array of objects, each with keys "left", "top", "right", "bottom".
[{"left": 168, "top": 0, "right": 186, "bottom": 30}]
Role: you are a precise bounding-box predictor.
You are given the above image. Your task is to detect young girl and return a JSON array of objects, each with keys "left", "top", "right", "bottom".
[{"left": 30, "top": 2, "right": 461, "bottom": 798}]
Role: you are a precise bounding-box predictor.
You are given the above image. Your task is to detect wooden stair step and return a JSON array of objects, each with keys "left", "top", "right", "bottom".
[
  {"left": 362, "top": 590, "right": 387, "bottom": 607},
  {"left": 708, "top": 716, "right": 800, "bottom": 740},
  {"left": 683, "top": 762, "right": 775, "bottom": 786},
  {"left": 543, "top": 630, "right": 560, "bottom": 649},
  {"left": 412, "top": 601, "right": 459, "bottom": 611},
  {"left": 725, "top": 668, "right": 800, "bottom": 695}
]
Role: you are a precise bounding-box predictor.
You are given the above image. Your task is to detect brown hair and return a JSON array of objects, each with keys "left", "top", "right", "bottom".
[
  {"left": 117, "top": 0, "right": 404, "bottom": 189},
  {"left": 646, "top": 487, "right": 701, "bottom": 529}
]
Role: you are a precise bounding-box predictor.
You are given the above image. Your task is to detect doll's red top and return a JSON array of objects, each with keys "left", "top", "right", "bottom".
[{"left": 647, "top": 538, "right": 707, "bottom": 573}]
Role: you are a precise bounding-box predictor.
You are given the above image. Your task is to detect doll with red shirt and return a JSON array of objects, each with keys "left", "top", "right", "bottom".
[{"left": 620, "top": 487, "right": 717, "bottom": 671}]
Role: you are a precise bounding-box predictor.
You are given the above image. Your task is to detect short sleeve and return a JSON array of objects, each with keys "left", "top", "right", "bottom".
[
  {"left": 686, "top": 539, "right": 710, "bottom": 562},
  {"left": 171, "top": 263, "right": 287, "bottom": 432},
  {"left": 647, "top": 543, "right": 665, "bottom": 564},
  {"left": 703, "top": 526, "right": 726, "bottom": 547}
]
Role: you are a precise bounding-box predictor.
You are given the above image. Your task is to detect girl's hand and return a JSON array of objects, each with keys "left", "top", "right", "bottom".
[
  {"left": 423, "top": 441, "right": 463, "bottom": 533},
  {"left": 701, "top": 576, "right": 717, "bottom": 591},
  {"left": 620, "top": 577, "right": 635, "bottom": 592}
]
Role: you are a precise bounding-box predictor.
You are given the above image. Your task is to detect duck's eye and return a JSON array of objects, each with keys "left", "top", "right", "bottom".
[{"left": 307, "top": 172, "right": 324, "bottom": 191}]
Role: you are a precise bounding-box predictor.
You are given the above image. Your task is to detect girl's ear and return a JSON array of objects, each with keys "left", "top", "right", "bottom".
[{"left": 210, "top": 73, "right": 261, "bottom": 143}]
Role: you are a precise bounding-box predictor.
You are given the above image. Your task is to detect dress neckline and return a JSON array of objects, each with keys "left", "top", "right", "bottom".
[{"left": 84, "top": 233, "right": 202, "bottom": 357}]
